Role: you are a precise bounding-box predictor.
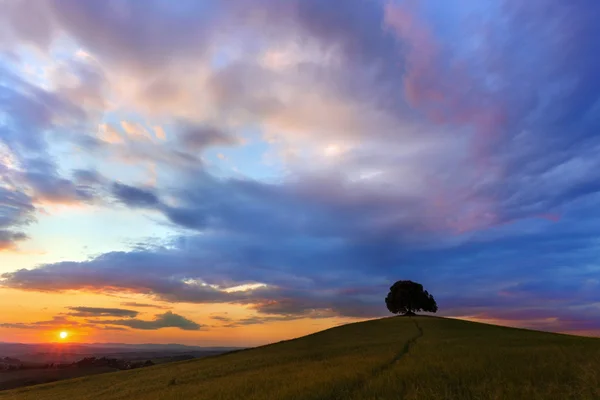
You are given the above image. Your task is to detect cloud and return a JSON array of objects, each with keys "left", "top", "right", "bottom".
[
  {"left": 153, "top": 126, "right": 166, "bottom": 140},
  {"left": 98, "top": 326, "right": 130, "bottom": 331},
  {"left": 101, "top": 311, "right": 201, "bottom": 331},
  {"left": 0, "top": 316, "right": 72, "bottom": 330},
  {"left": 42, "top": 0, "right": 402, "bottom": 76},
  {"left": 72, "top": 169, "right": 105, "bottom": 186},
  {"left": 225, "top": 311, "right": 337, "bottom": 328},
  {"left": 0, "top": 315, "right": 124, "bottom": 331},
  {"left": 111, "top": 182, "right": 160, "bottom": 208},
  {"left": 0, "top": 0, "right": 56, "bottom": 50},
  {"left": 0, "top": 238, "right": 388, "bottom": 319},
  {"left": 210, "top": 315, "right": 232, "bottom": 323},
  {"left": 0, "top": 187, "right": 34, "bottom": 250},
  {"left": 120, "top": 121, "right": 152, "bottom": 141},
  {"left": 120, "top": 301, "right": 170, "bottom": 310},
  {"left": 0, "top": 66, "right": 84, "bottom": 154},
  {"left": 66, "top": 306, "right": 138, "bottom": 318},
  {"left": 22, "top": 170, "right": 96, "bottom": 205},
  {"left": 0, "top": 61, "right": 103, "bottom": 248},
  {"left": 0, "top": 230, "right": 28, "bottom": 250},
  {"left": 46, "top": 0, "right": 220, "bottom": 73},
  {"left": 177, "top": 123, "right": 239, "bottom": 151},
  {"left": 98, "top": 123, "right": 124, "bottom": 144},
  {"left": 50, "top": 56, "right": 108, "bottom": 115},
  {"left": 0, "top": 310, "right": 201, "bottom": 332},
  {"left": 4, "top": 199, "right": 600, "bottom": 332}
]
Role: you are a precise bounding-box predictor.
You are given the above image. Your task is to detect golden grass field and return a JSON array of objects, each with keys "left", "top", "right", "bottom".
[{"left": 2, "top": 316, "right": 599, "bottom": 400}]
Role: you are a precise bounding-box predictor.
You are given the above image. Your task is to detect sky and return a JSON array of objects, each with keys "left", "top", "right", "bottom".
[{"left": 1, "top": 0, "right": 599, "bottom": 346}]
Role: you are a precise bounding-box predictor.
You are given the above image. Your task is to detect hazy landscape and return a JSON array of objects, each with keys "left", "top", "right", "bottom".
[
  {"left": 0, "top": 343, "right": 239, "bottom": 391},
  {"left": 1, "top": 317, "right": 599, "bottom": 400}
]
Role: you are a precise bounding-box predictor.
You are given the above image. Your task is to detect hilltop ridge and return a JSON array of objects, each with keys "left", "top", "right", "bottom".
[{"left": 1, "top": 316, "right": 599, "bottom": 400}]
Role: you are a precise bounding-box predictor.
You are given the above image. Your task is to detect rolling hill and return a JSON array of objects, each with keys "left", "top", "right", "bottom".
[{"left": 1, "top": 316, "right": 599, "bottom": 400}]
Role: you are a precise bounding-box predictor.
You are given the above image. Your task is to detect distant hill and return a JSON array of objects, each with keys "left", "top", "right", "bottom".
[
  {"left": 80, "top": 343, "right": 240, "bottom": 351},
  {"left": 0, "top": 342, "right": 243, "bottom": 364},
  {"left": 0, "top": 343, "right": 241, "bottom": 391},
  {"left": 0, "top": 342, "right": 241, "bottom": 356},
  {"left": 1, "top": 316, "right": 599, "bottom": 400}
]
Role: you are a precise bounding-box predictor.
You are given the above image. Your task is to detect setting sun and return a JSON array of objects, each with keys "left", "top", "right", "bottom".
[{"left": 59, "top": 331, "right": 68, "bottom": 340}]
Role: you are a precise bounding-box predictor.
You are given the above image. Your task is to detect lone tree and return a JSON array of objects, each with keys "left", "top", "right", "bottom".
[{"left": 385, "top": 280, "right": 438, "bottom": 316}]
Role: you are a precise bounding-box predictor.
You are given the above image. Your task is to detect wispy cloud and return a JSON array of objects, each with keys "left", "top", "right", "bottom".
[
  {"left": 66, "top": 306, "right": 138, "bottom": 318},
  {"left": 100, "top": 311, "right": 201, "bottom": 331},
  {"left": 120, "top": 301, "right": 170, "bottom": 310}
]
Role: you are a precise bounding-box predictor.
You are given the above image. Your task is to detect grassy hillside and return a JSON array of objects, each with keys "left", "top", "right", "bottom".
[{"left": 2, "top": 316, "right": 599, "bottom": 400}]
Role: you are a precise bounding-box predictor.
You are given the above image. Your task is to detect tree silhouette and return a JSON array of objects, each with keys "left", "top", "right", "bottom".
[{"left": 385, "top": 280, "right": 438, "bottom": 316}]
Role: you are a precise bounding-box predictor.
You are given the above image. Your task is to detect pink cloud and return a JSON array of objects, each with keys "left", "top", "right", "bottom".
[
  {"left": 383, "top": 2, "right": 508, "bottom": 142},
  {"left": 99, "top": 123, "right": 124, "bottom": 144},
  {"left": 120, "top": 121, "right": 153, "bottom": 141},
  {"left": 383, "top": 2, "right": 442, "bottom": 108},
  {"left": 539, "top": 213, "right": 561, "bottom": 222},
  {"left": 153, "top": 126, "right": 166, "bottom": 140},
  {"left": 383, "top": 2, "right": 513, "bottom": 233}
]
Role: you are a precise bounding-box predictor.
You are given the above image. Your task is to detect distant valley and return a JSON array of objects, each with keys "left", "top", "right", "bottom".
[{"left": 0, "top": 342, "right": 243, "bottom": 391}]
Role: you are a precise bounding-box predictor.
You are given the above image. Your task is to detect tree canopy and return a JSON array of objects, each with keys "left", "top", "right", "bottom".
[{"left": 385, "top": 280, "right": 438, "bottom": 316}]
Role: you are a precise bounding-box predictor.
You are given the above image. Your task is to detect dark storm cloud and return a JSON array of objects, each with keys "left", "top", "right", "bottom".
[
  {"left": 66, "top": 306, "right": 139, "bottom": 318},
  {"left": 101, "top": 311, "right": 201, "bottom": 331}
]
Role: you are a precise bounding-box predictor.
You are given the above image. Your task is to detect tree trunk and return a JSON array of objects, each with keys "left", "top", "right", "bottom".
[{"left": 403, "top": 311, "right": 416, "bottom": 316}]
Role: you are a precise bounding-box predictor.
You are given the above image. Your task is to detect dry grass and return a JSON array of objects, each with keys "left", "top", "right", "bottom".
[{"left": 2, "top": 316, "right": 599, "bottom": 400}]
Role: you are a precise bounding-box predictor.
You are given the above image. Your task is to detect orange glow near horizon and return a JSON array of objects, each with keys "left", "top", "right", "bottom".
[{"left": 0, "top": 288, "right": 363, "bottom": 346}]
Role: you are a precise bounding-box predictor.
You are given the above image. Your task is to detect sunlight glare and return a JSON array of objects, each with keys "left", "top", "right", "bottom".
[{"left": 59, "top": 331, "right": 68, "bottom": 340}]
